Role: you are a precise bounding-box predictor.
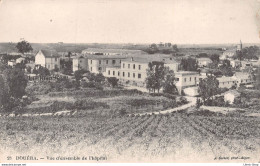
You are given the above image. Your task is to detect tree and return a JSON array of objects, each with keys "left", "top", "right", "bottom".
[
  {"left": 255, "top": 68, "right": 260, "bottom": 90},
  {"left": 210, "top": 54, "right": 220, "bottom": 63},
  {"left": 94, "top": 73, "right": 105, "bottom": 83},
  {"left": 60, "top": 59, "right": 72, "bottom": 75},
  {"left": 163, "top": 67, "right": 177, "bottom": 94},
  {"left": 172, "top": 44, "right": 178, "bottom": 52},
  {"left": 16, "top": 40, "right": 33, "bottom": 54},
  {"left": 145, "top": 61, "right": 165, "bottom": 93},
  {"left": 198, "top": 75, "right": 219, "bottom": 104},
  {"left": 74, "top": 70, "right": 84, "bottom": 82},
  {"left": 180, "top": 57, "right": 198, "bottom": 71},
  {"left": 37, "top": 66, "right": 50, "bottom": 76},
  {"left": 0, "top": 62, "right": 8, "bottom": 73},
  {"left": 220, "top": 59, "right": 233, "bottom": 76},
  {"left": 107, "top": 77, "right": 119, "bottom": 88},
  {"left": 0, "top": 75, "right": 10, "bottom": 111},
  {"left": 3, "top": 68, "right": 28, "bottom": 98}
]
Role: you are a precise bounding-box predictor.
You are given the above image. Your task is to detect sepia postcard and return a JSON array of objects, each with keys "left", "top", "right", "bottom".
[{"left": 0, "top": 0, "right": 260, "bottom": 165}]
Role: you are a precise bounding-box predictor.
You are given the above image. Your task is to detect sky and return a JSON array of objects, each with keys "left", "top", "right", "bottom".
[{"left": 0, "top": 0, "right": 260, "bottom": 44}]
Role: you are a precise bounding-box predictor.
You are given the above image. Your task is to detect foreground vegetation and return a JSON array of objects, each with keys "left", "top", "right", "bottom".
[{"left": 0, "top": 111, "right": 259, "bottom": 162}]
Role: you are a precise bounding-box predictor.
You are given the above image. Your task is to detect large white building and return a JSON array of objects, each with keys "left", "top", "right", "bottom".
[
  {"left": 35, "top": 50, "right": 60, "bottom": 70},
  {"left": 103, "top": 55, "right": 201, "bottom": 95}
]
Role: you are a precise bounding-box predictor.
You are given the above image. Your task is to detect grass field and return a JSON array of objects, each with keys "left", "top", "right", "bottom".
[{"left": 1, "top": 111, "right": 259, "bottom": 162}]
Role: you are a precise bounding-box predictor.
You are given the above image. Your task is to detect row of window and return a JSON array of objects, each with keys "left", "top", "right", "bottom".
[
  {"left": 122, "top": 63, "right": 141, "bottom": 70},
  {"left": 90, "top": 60, "right": 118, "bottom": 65},
  {"left": 182, "top": 77, "right": 197, "bottom": 82},
  {"left": 108, "top": 70, "right": 142, "bottom": 78},
  {"left": 221, "top": 80, "right": 250, "bottom": 85}
]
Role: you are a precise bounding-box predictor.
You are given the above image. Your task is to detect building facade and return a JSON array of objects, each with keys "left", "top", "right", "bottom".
[
  {"left": 175, "top": 71, "right": 200, "bottom": 94},
  {"left": 88, "top": 57, "right": 126, "bottom": 74},
  {"left": 35, "top": 50, "right": 60, "bottom": 70},
  {"left": 197, "top": 58, "right": 213, "bottom": 67},
  {"left": 72, "top": 56, "right": 88, "bottom": 72}
]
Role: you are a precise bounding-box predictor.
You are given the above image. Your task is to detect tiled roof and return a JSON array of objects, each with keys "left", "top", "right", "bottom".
[
  {"left": 40, "top": 50, "right": 60, "bottom": 58},
  {"left": 82, "top": 48, "right": 145, "bottom": 54},
  {"left": 122, "top": 54, "right": 178, "bottom": 64}
]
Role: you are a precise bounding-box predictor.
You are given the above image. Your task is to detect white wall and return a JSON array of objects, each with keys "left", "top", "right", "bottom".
[{"left": 35, "top": 51, "right": 46, "bottom": 67}]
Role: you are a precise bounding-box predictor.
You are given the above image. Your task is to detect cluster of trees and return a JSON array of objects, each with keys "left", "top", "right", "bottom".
[
  {"left": 198, "top": 75, "right": 219, "bottom": 105},
  {"left": 235, "top": 46, "right": 259, "bottom": 60},
  {"left": 74, "top": 70, "right": 118, "bottom": 89},
  {"left": 15, "top": 40, "right": 33, "bottom": 54},
  {"left": 32, "top": 66, "right": 50, "bottom": 76},
  {"left": 60, "top": 59, "right": 72, "bottom": 75},
  {"left": 180, "top": 57, "right": 198, "bottom": 71},
  {"left": 219, "top": 59, "right": 233, "bottom": 76},
  {"left": 145, "top": 62, "right": 178, "bottom": 94},
  {"left": 143, "top": 43, "right": 178, "bottom": 54},
  {"left": 0, "top": 63, "right": 28, "bottom": 112}
]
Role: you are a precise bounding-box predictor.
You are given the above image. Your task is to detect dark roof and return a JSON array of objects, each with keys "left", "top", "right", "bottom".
[{"left": 39, "top": 50, "right": 60, "bottom": 58}]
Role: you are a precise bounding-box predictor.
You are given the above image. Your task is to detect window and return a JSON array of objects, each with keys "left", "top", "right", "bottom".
[
  {"left": 128, "top": 64, "right": 130, "bottom": 68},
  {"left": 91, "top": 60, "right": 92, "bottom": 64},
  {"left": 190, "top": 77, "right": 191, "bottom": 81},
  {"left": 112, "top": 60, "right": 116, "bottom": 64},
  {"left": 113, "top": 71, "right": 115, "bottom": 76},
  {"left": 139, "top": 65, "right": 141, "bottom": 70},
  {"left": 123, "top": 63, "right": 125, "bottom": 68},
  {"left": 128, "top": 72, "right": 130, "bottom": 77},
  {"left": 99, "top": 60, "right": 101, "bottom": 64},
  {"left": 138, "top": 74, "right": 141, "bottom": 78},
  {"left": 133, "top": 73, "right": 135, "bottom": 78},
  {"left": 176, "top": 78, "right": 179, "bottom": 81},
  {"left": 120, "top": 60, "right": 121, "bottom": 64},
  {"left": 123, "top": 72, "right": 125, "bottom": 77},
  {"left": 133, "top": 64, "right": 135, "bottom": 69},
  {"left": 118, "top": 72, "right": 120, "bottom": 76},
  {"left": 184, "top": 78, "right": 186, "bottom": 82},
  {"left": 91, "top": 67, "right": 92, "bottom": 71},
  {"left": 195, "top": 77, "right": 196, "bottom": 81},
  {"left": 106, "top": 60, "right": 108, "bottom": 64},
  {"left": 98, "top": 67, "right": 102, "bottom": 71},
  {"left": 108, "top": 70, "right": 110, "bottom": 75}
]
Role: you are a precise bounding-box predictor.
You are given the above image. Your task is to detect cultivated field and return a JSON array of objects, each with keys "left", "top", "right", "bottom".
[{"left": 0, "top": 111, "right": 259, "bottom": 162}]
